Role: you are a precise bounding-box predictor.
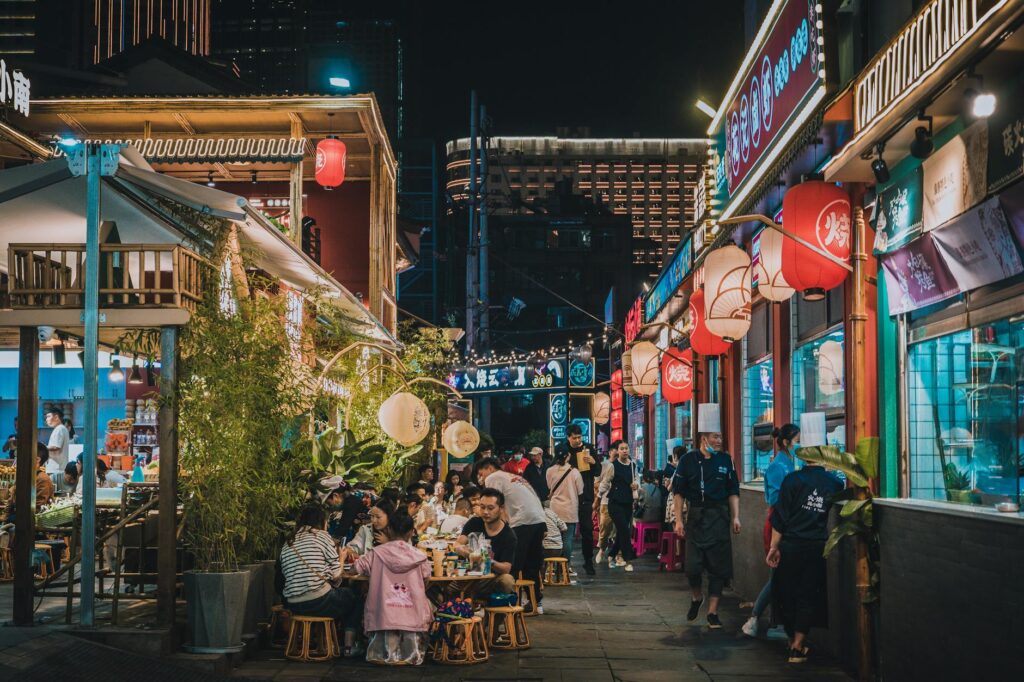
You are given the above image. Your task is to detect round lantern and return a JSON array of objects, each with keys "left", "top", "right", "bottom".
[
  {"left": 630, "top": 341, "right": 660, "bottom": 396},
  {"left": 781, "top": 181, "right": 851, "bottom": 301},
  {"left": 377, "top": 391, "right": 430, "bottom": 446},
  {"left": 703, "top": 245, "right": 752, "bottom": 343},
  {"left": 754, "top": 226, "right": 795, "bottom": 302},
  {"left": 688, "top": 289, "right": 732, "bottom": 356},
  {"left": 315, "top": 137, "right": 347, "bottom": 188},
  {"left": 817, "top": 339, "right": 844, "bottom": 396},
  {"left": 661, "top": 348, "right": 693, "bottom": 404},
  {"left": 593, "top": 392, "right": 611, "bottom": 425},
  {"left": 443, "top": 420, "right": 479, "bottom": 458},
  {"left": 621, "top": 349, "right": 638, "bottom": 396}
]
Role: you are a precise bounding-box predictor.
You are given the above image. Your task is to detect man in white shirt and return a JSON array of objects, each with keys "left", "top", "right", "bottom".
[
  {"left": 45, "top": 409, "right": 70, "bottom": 491},
  {"left": 474, "top": 457, "right": 549, "bottom": 612}
]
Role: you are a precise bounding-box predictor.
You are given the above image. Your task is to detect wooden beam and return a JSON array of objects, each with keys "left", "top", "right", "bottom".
[
  {"left": 0, "top": 308, "right": 191, "bottom": 328},
  {"left": 13, "top": 327, "right": 38, "bottom": 625},
  {"left": 171, "top": 113, "right": 196, "bottom": 135},
  {"left": 156, "top": 326, "right": 179, "bottom": 627},
  {"left": 290, "top": 117, "right": 304, "bottom": 246}
]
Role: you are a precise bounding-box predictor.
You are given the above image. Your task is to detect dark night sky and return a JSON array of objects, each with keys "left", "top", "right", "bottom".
[{"left": 404, "top": 1, "right": 750, "bottom": 141}]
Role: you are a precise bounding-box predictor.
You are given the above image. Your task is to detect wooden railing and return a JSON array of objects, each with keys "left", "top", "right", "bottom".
[{"left": 7, "top": 243, "right": 209, "bottom": 312}]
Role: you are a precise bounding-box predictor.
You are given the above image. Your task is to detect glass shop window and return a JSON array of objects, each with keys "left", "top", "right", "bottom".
[
  {"left": 743, "top": 303, "right": 774, "bottom": 481},
  {"left": 792, "top": 327, "right": 846, "bottom": 448},
  {"left": 907, "top": 318, "right": 1024, "bottom": 507}
]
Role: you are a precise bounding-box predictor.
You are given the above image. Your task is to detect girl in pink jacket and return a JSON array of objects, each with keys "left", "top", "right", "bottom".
[{"left": 355, "top": 510, "right": 433, "bottom": 665}]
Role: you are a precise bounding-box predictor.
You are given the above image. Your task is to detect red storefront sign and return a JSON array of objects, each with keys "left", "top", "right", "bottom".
[
  {"left": 610, "top": 369, "right": 624, "bottom": 442},
  {"left": 624, "top": 297, "right": 644, "bottom": 344},
  {"left": 661, "top": 348, "right": 693, "bottom": 404},
  {"left": 724, "top": 0, "right": 822, "bottom": 196}
]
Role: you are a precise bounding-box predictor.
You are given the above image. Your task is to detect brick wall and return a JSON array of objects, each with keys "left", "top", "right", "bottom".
[{"left": 875, "top": 500, "right": 1024, "bottom": 680}]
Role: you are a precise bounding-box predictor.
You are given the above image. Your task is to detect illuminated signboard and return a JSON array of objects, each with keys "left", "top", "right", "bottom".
[
  {"left": 49, "top": 136, "right": 308, "bottom": 162},
  {"left": 0, "top": 59, "right": 29, "bottom": 117},
  {"left": 624, "top": 297, "right": 644, "bottom": 344},
  {"left": 644, "top": 236, "right": 692, "bottom": 322},
  {"left": 549, "top": 394, "right": 568, "bottom": 441},
  {"left": 448, "top": 357, "right": 595, "bottom": 395},
  {"left": 712, "top": 0, "right": 826, "bottom": 217}
]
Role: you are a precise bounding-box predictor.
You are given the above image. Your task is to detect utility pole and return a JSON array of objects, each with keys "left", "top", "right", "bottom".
[
  {"left": 465, "top": 91, "right": 479, "bottom": 358},
  {"left": 477, "top": 104, "right": 491, "bottom": 433}
]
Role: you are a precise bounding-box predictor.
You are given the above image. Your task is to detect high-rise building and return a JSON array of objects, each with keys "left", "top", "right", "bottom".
[
  {"left": 445, "top": 135, "right": 705, "bottom": 273},
  {"left": 92, "top": 0, "right": 210, "bottom": 63}
]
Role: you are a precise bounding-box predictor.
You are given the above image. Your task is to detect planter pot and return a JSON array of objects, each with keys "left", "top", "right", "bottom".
[
  {"left": 259, "top": 558, "right": 279, "bottom": 613},
  {"left": 241, "top": 563, "right": 263, "bottom": 638},
  {"left": 945, "top": 489, "right": 973, "bottom": 504},
  {"left": 184, "top": 569, "right": 250, "bottom": 653}
]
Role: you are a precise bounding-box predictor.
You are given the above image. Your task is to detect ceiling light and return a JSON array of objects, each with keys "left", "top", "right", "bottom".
[
  {"left": 965, "top": 70, "right": 996, "bottom": 119},
  {"left": 909, "top": 111, "right": 934, "bottom": 159},
  {"left": 128, "top": 361, "right": 143, "bottom": 384},
  {"left": 871, "top": 144, "right": 890, "bottom": 184},
  {"left": 108, "top": 356, "right": 124, "bottom": 382},
  {"left": 329, "top": 76, "right": 351, "bottom": 88},
  {"left": 695, "top": 99, "right": 717, "bottom": 119},
  {"left": 206, "top": 171, "right": 216, "bottom": 187},
  {"left": 251, "top": 171, "right": 258, "bottom": 184}
]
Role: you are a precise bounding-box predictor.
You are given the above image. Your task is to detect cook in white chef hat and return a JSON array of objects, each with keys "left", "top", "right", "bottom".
[{"left": 697, "top": 403, "right": 724, "bottom": 455}]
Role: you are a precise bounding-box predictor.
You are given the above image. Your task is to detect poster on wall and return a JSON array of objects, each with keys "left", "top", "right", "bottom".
[
  {"left": 986, "top": 79, "right": 1024, "bottom": 192},
  {"left": 930, "top": 196, "right": 1023, "bottom": 291},
  {"left": 922, "top": 120, "right": 988, "bottom": 231},
  {"left": 880, "top": 233, "right": 960, "bottom": 315},
  {"left": 874, "top": 165, "right": 924, "bottom": 254},
  {"left": 999, "top": 178, "right": 1024, "bottom": 249}
]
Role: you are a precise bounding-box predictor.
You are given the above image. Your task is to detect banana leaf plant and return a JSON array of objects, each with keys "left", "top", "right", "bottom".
[
  {"left": 796, "top": 437, "right": 880, "bottom": 603},
  {"left": 292, "top": 427, "right": 421, "bottom": 499}
]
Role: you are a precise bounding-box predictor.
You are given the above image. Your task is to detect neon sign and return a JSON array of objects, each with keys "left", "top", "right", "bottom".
[
  {"left": 50, "top": 136, "right": 307, "bottom": 162},
  {"left": 449, "top": 357, "right": 595, "bottom": 395},
  {"left": 624, "top": 297, "right": 644, "bottom": 344},
  {"left": 644, "top": 236, "right": 692, "bottom": 322}
]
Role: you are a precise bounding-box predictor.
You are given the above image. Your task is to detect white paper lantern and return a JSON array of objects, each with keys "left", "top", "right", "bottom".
[
  {"left": 593, "top": 392, "right": 611, "bottom": 425},
  {"left": 817, "top": 340, "right": 844, "bottom": 396},
  {"left": 630, "top": 341, "right": 660, "bottom": 396},
  {"left": 621, "top": 349, "right": 638, "bottom": 396},
  {"left": 377, "top": 391, "right": 430, "bottom": 446},
  {"left": 443, "top": 420, "right": 479, "bottom": 458},
  {"left": 754, "top": 227, "right": 795, "bottom": 302},
  {"left": 704, "top": 245, "right": 752, "bottom": 342}
]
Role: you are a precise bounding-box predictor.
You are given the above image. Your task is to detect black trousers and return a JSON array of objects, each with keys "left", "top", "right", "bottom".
[
  {"left": 607, "top": 500, "right": 637, "bottom": 561},
  {"left": 577, "top": 499, "right": 594, "bottom": 565},
  {"left": 512, "top": 522, "right": 546, "bottom": 601},
  {"left": 772, "top": 540, "right": 828, "bottom": 638}
]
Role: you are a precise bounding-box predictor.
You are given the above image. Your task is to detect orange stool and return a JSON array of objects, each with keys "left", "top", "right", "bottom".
[
  {"left": 432, "top": 616, "right": 489, "bottom": 664},
  {"left": 484, "top": 606, "right": 530, "bottom": 650},
  {"left": 516, "top": 578, "right": 538, "bottom": 616},
  {"left": 543, "top": 557, "right": 570, "bottom": 586},
  {"left": 284, "top": 615, "right": 340, "bottom": 662},
  {"left": 268, "top": 605, "right": 292, "bottom": 649}
]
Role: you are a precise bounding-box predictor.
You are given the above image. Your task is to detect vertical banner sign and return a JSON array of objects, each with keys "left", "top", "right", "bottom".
[
  {"left": 987, "top": 78, "right": 1024, "bottom": 192},
  {"left": 610, "top": 369, "right": 624, "bottom": 443},
  {"left": 929, "top": 196, "right": 1023, "bottom": 291},
  {"left": 549, "top": 393, "right": 568, "bottom": 442},
  {"left": 724, "top": 0, "right": 822, "bottom": 197},
  {"left": 661, "top": 348, "right": 693, "bottom": 404},
  {"left": 624, "top": 297, "right": 644, "bottom": 344},
  {"left": 873, "top": 166, "right": 924, "bottom": 254},
  {"left": 922, "top": 120, "right": 988, "bottom": 231}
]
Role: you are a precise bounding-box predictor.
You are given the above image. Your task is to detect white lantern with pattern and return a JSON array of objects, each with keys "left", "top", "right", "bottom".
[
  {"left": 754, "top": 227, "right": 795, "bottom": 302},
  {"left": 443, "top": 420, "right": 480, "bottom": 458},
  {"left": 621, "top": 349, "right": 638, "bottom": 396},
  {"left": 817, "top": 340, "right": 844, "bottom": 396},
  {"left": 630, "top": 341, "right": 660, "bottom": 396},
  {"left": 378, "top": 391, "right": 431, "bottom": 446},
  {"left": 703, "top": 245, "right": 752, "bottom": 342},
  {"left": 593, "top": 392, "right": 611, "bottom": 425}
]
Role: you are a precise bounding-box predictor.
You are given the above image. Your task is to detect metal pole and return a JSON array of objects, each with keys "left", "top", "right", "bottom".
[
  {"left": 477, "top": 104, "right": 491, "bottom": 433},
  {"left": 465, "top": 90, "right": 479, "bottom": 354},
  {"left": 80, "top": 143, "right": 102, "bottom": 627},
  {"left": 156, "top": 326, "right": 179, "bottom": 627}
]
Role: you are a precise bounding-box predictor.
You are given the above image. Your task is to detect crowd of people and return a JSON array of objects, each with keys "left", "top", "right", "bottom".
[{"left": 281, "top": 421, "right": 839, "bottom": 662}]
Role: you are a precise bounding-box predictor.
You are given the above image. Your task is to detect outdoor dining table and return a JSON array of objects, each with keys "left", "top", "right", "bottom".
[{"left": 342, "top": 572, "right": 496, "bottom": 606}]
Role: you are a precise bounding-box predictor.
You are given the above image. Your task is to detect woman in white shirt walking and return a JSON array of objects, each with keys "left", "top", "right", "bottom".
[{"left": 545, "top": 451, "right": 584, "bottom": 563}]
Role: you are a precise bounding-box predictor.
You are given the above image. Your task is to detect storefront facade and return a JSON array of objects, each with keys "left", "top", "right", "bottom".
[{"left": 824, "top": 0, "right": 1024, "bottom": 677}]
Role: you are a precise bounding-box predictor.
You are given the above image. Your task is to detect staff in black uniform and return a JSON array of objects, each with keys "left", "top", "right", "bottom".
[
  {"left": 555, "top": 423, "right": 597, "bottom": 575},
  {"left": 767, "top": 454, "right": 844, "bottom": 664},
  {"left": 672, "top": 429, "right": 740, "bottom": 630}
]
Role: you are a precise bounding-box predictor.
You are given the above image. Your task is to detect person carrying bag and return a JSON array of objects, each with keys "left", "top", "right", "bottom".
[{"left": 544, "top": 451, "right": 585, "bottom": 564}]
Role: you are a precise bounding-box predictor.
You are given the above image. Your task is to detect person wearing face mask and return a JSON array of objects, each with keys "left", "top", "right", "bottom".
[
  {"left": 743, "top": 423, "right": 800, "bottom": 639},
  {"left": 502, "top": 446, "right": 529, "bottom": 476},
  {"left": 672, "top": 408, "right": 740, "bottom": 631}
]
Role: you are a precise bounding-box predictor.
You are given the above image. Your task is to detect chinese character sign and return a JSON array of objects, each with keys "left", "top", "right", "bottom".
[
  {"left": 661, "top": 348, "right": 693, "bottom": 404},
  {"left": 448, "top": 357, "right": 591, "bottom": 394},
  {"left": 0, "top": 59, "right": 30, "bottom": 117}
]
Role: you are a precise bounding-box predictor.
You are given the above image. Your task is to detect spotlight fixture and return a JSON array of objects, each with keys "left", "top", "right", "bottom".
[
  {"left": 108, "top": 354, "right": 124, "bottom": 382},
  {"left": 871, "top": 143, "right": 890, "bottom": 184},
  {"left": 909, "top": 111, "right": 934, "bottom": 159},
  {"left": 251, "top": 170, "right": 258, "bottom": 184},
  {"left": 965, "top": 70, "right": 996, "bottom": 119},
  {"left": 206, "top": 172, "right": 216, "bottom": 187},
  {"left": 128, "top": 359, "right": 143, "bottom": 384}
]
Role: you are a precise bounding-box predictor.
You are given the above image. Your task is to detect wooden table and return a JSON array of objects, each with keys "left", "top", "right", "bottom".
[{"left": 343, "top": 573, "right": 496, "bottom": 606}]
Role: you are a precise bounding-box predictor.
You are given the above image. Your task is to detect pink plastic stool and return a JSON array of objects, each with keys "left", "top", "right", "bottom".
[
  {"left": 658, "top": 531, "right": 683, "bottom": 571},
  {"left": 632, "top": 522, "right": 662, "bottom": 557}
]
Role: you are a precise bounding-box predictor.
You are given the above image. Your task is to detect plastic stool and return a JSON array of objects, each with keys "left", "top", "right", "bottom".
[
  {"left": 284, "top": 615, "right": 341, "bottom": 662},
  {"left": 432, "top": 616, "right": 489, "bottom": 664},
  {"left": 658, "top": 531, "right": 683, "bottom": 571},
  {"left": 516, "top": 578, "right": 538, "bottom": 616},
  {"left": 268, "top": 605, "right": 292, "bottom": 648},
  {"left": 632, "top": 522, "right": 661, "bottom": 557},
  {"left": 484, "top": 606, "right": 530, "bottom": 650},
  {"left": 543, "top": 557, "right": 570, "bottom": 586}
]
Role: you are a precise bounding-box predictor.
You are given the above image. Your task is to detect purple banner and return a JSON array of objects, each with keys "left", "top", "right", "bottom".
[
  {"left": 881, "top": 234, "right": 960, "bottom": 315},
  {"left": 930, "top": 196, "right": 1023, "bottom": 292}
]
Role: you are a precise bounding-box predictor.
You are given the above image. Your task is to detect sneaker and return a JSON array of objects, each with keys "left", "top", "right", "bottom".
[
  {"left": 608, "top": 557, "right": 616, "bottom": 568},
  {"left": 706, "top": 613, "right": 722, "bottom": 630},
  {"left": 344, "top": 641, "right": 367, "bottom": 658},
  {"left": 595, "top": 549, "right": 605, "bottom": 563},
  {"left": 614, "top": 557, "right": 627, "bottom": 567},
  {"left": 686, "top": 598, "right": 704, "bottom": 621},
  {"left": 569, "top": 568, "right": 578, "bottom": 576},
  {"left": 741, "top": 616, "right": 759, "bottom": 638},
  {"left": 536, "top": 603, "right": 545, "bottom": 615},
  {"left": 766, "top": 625, "right": 789, "bottom": 641},
  {"left": 787, "top": 647, "right": 809, "bottom": 664},
  {"left": 584, "top": 563, "right": 596, "bottom": 576},
  {"left": 623, "top": 563, "right": 634, "bottom": 572}
]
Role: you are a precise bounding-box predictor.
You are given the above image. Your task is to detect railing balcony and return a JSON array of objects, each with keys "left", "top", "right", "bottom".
[{"left": 7, "top": 243, "right": 209, "bottom": 312}]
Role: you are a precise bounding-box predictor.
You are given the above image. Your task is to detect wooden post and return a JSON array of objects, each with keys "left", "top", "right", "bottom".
[
  {"left": 156, "top": 326, "right": 179, "bottom": 627},
  {"left": 14, "top": 327, "right": 39, "bottom": 626},
  {"left": 289, "top": 116, "right": 304, "bottom": 246}
]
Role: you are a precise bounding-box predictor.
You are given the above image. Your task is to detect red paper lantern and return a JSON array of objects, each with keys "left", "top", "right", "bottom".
[
  {"left": 688, "top": 289, "right": 731, "bottom": 356},
  {"left": 315, "top": 137, "right": 347, "bottom": 188},
  {"left": 610, "top": 370, "right": 623, "bottom": 410},
  {"left": 661, "top": 348, "right": 693, "bottom": 404},
  {"left": 780, "top": 181, "right": 851, "bottom": 301}
]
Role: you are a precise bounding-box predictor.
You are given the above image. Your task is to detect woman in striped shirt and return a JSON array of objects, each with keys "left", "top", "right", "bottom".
[{"left": 279, "top": 505, "right": 364, "bottom": 656}]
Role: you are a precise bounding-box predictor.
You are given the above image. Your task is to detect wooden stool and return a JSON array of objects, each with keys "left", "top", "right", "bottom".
[
  {"left": 432, "top": 616, "right": 489, "bottom": 664},
  {"left": 658, "top": 531, "right": 683, "bottom": 572},
  {"left": 284, "top": 615, "right": 341, "bottom": 662},
  {"left": 484, "top": 606, "right": 530, "bottom": 650},
  {"left": 0, "top": 547, "right": 13, "bottom": 582},
  {"left": 516, "top": 578, "right": 538, "bottom": 616},
  {"left": 632, "top": 521, "right": 662, "bottom": 557},
  {"left": 268, "top": 605, "right": 292, "bottom": 649},
  {"left": 543, "top": 557, "right": 570, "bottom": 586},
  {"left": 33, "top": 543, "right": 55, "bottom": 579}
]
